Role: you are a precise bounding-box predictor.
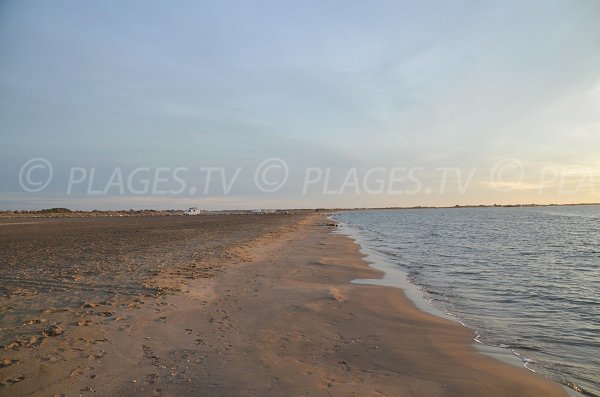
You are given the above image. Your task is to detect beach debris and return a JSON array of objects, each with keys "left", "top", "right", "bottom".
[
  {"left": 43, "top": 323, "right": 64, "bottom": 337},
  {"left": 81, "top": 301, "right": 97, "bottom": 308},
  {"left": 328, "top": 287, "right": 346, "bottom": 302},
  {"left": 2, "top": 336, "right": 41, "bottom": 350},
  {"left": 22, "top": 318, "right": 48, "bottom": 325},
  {"left": 89, "top": 350, "right": 105, "bottom": 359},
  {"left": 69, "top": 369, "right": 83, "bottom": 377},
  {"left": 26, "top": 335, "right": 41, "bottom": 347},
  {"left": 0, "top": 358, "right": 18, "bottom": 368},
  {"left": 41, "top": 307, "right": 69, "bottom": 314},
  {"left": 3, "top": 341, "right": 19, "bottom": 350},
  {"left": 1, "top": 375, "right": 25, "bottom": 385},
  {"left": 146, "top": 373, "right": 159, "bottom": 384}
]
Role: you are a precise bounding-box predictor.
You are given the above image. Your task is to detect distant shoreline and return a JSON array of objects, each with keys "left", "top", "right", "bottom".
[{"left": 1, "top": 202, "right": 599, "bottom": 218}]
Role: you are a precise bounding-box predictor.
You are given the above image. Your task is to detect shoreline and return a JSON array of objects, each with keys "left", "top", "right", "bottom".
[
  {"left": 332, "top": 214, "right": 582, "bottom": 397},
  {"left": 1, "top": 213, "right": 571, "bottom": 396}
]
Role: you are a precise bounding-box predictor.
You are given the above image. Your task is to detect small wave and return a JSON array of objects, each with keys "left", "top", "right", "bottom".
[
  {"left": 511, "top": 350, "right": 538, "bottom": 372},
  {"left": 509, "top": 344, "right": 543, "bottom": 352}
]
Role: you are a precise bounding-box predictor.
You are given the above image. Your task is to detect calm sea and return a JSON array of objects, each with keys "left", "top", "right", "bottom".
[{"left": 334, "top": 206, "right": 599, "bottom": 396}]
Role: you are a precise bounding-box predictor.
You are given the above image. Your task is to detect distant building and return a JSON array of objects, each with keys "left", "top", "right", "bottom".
[
  {"left": 250, "top": 209, "right": 276, "bottom": 214},
  {"left": 184, "top": 207, "right": 202, "bottom": 215}
]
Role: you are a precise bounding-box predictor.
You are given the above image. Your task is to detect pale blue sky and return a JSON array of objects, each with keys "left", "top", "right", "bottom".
[{"left": 1, "top": 1, "right": 599, "bottom": 209}]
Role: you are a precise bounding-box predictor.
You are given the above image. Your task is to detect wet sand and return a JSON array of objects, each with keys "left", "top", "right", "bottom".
[{"left": 0, "top": 213, "right": 567, "bottom": 396}]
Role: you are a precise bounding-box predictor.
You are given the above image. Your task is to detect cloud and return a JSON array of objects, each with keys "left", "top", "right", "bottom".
[{"left": 1, "top": 1, "right": 600, "bottom": 208}]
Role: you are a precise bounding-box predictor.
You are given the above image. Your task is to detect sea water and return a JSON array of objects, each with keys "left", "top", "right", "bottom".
[{"left": 334, "top": 206, "right": 599, "bottom": 396}]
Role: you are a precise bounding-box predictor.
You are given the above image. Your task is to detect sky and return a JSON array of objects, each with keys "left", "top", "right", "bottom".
[{"left": 1, "top": 0, "right": 600, "bottom": 210}]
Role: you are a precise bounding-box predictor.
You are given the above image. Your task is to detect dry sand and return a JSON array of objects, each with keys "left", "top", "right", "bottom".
[{"left": 0, "top": 213, "right": 567, "bottom": 396}]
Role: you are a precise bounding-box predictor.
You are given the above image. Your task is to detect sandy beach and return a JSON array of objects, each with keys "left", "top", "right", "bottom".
[{"left": 0, "top": 213, "right": 567, "bottom": 396}]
